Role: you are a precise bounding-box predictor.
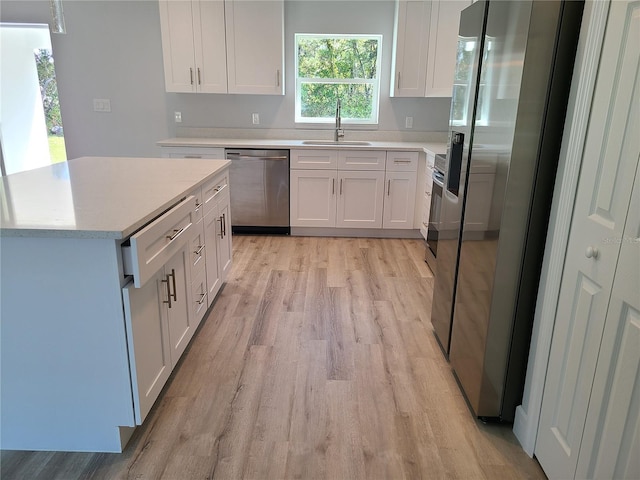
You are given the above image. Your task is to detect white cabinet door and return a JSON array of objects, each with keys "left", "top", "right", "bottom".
[
  {"left": 225, "top": 0, "right": 284, "bottom": 94},
  {"left": 159, "top": 0, "right": 197, "bottom": 93},
  {"left": 216, "top": 191, "right": 233, "bottom": 281},
  {"left": 193, "top": 0, "right": 228, "bottom": 93},
  {"left": 337, "top": 171, "right": 385, "bottom": 228},
  {"left": 290, "top": 170, "right": 338, "bottom": 227},
  {"left": 159, "top": 0, "right": 227, "bottom": 93},
  {"left": 426, "top": 0, "right": 471, "bottom": 97},
  {"left": 204, "top": 210, "right": 222, "bottom": 305},
  {"left": 536, "top": 2, "right": 640, "bottom": 477},
  {"left": 421, "top": 153, "right": 435, "bottom": 239},
  {"left": 391, "top": 0, "right": 430, "bottom": 97},
  {"left": 165, "top": 245, "right": 195, "bottom": 364},
  {"left": 383, "top": 171, "right": 417, "bottom": 229},
  {"left": 122, "top": 270, "right": 171, "bottom": 425}
]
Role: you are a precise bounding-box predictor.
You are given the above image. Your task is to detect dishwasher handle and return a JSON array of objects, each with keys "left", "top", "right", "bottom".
[{"left": 225, "top": 154, "right": 289, "bottom": 160}]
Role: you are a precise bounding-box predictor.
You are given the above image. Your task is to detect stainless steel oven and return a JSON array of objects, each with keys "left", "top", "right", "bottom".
[{"left": 425, "top": 154, "right": 446, "bottom": 273}]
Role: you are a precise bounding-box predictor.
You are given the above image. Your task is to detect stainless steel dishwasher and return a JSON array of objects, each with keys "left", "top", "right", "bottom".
[{"left": 224, "top": 149, "right": 290, "bottom": 234}]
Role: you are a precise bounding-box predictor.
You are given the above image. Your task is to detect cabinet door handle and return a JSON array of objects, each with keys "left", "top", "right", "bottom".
[
  {"left": 169, "top": 268, "right": 177, "bottom": 303},
  {"left": 218, "top": 216, "right": 224, "bottom": 238},
  {"left": 166, "top": 227, "right": 185, "bottom": 242},
  {"left": 340, "top": 179, "right": 343, "bottom": 195},
  {"left": 197, "top": 293, "right": 206, "bottom": 305},
  {"left": 197, "top": 67, "right": 201, "bottom": 85},
  {"left": 276, "top": 69, "right": 280, "bottom": 87},
  {"left": 222, "top": 213, "right": 226, "bottom": 237},
  {"left": 397, "top": 72, "right": 401, "bottom": 89},
  {"left": 332, "top": 178, "right": 335, "bottom": 195},
  {"left": 190, "top": 67, "right": 194, "bottom": 85},
  {"left": 387, "top": 179, "right": 391, "bottom": 196},
  {"left": 162, "top": 269, "right": 177, "bottom": 305},
  {"left": 194, "top": 202, "right": 202, "bottom": 211},
  {"left": 194, "top": 244, "right": 205, "bottom": 256}
]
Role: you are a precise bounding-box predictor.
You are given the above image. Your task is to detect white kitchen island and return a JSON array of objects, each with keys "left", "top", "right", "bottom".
[{"left": 0, "top": 156, "right": 231, "bottom": 452}]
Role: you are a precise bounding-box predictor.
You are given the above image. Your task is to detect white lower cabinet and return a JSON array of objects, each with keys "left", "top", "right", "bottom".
[
  {"left": 204, "top": 186, "right": 232, "bottom": 306},
  {"left": 337, "top": 170, "right": 385, "bottom": 228},
  {"left": 290, "top": 149, "right": 418, "bottom": 231},
  {"left": 383, "top": 171, "right": 417, "bottom": 229},
  {"left": 122, "top": 167, "right": 232, "bottom": 428},
  {"left": 123, "top": 244, "right": 192, "bottom": 425},
  {"left": 290, "top": 169, "right": 337, "bottom": 227}
]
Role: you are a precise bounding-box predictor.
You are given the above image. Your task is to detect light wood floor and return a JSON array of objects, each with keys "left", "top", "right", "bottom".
[{"left": 1, "top": 236, "right": 546, "bottom": 480}]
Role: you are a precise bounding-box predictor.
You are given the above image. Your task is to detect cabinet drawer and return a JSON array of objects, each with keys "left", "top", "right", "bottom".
[
  {"left": 291, "top": 149, "right": 338, "bottom": 169},
  {"left": 338, "top": 150, "right": 385, "bottom": 170},
  {"left": 191, "top": 268, "right": 208, "bottom": 326},
  {"left": 123, "top": 196, "right": 196, "bottom": 288},
  {"left": 202, "top": 172, "right": 229, "bottom": 217},
  {"left": 386, "top": 151, "right": 419, "bottom": 172},
  {"left": 190, "top": 217, "right": 206, "bottom": 276}
]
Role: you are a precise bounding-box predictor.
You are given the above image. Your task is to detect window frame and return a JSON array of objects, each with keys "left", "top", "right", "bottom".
[{"left": 294, "top": 33, "right": 383, "bottom": 126}]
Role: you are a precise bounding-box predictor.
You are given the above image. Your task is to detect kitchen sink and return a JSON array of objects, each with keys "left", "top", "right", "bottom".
[{"left": 301, "top": 140, "right": 372, "bottom": 146}]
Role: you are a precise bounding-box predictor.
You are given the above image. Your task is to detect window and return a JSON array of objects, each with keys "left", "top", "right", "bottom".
[{"left": 295, "top": 34, "right": 382, "bottom": 125}]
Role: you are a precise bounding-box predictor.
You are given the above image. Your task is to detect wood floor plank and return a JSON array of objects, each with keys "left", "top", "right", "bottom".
[{"left": 1, "top": 236, "right": 546, "bottom": 480}]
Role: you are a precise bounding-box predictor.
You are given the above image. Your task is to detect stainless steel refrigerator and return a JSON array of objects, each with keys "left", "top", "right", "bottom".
[{"left": 430, "top": 0, "right": 583, "bottom": 421}]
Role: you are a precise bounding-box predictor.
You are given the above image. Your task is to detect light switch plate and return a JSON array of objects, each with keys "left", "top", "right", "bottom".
[
  {"left": 93, "top": 99, "right": 111, "bottom": 112},
  {"left": 174, "top": 111, "right": 182, "bottom": 123},
  {"left": 405, "top": 116, "right": 413, "bottom": 129},
  {"left": 252, "top": 113, "right": 260, "bottom": 125}
]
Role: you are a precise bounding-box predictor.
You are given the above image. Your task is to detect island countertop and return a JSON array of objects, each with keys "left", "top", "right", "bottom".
[{"left": 0, "top": 156, "right": 231, "bottom": 239}]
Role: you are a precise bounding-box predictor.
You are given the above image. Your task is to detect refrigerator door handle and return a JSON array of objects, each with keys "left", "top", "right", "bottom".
[{"left": 447, "top": 131, "right": 464, "bottom": 196}]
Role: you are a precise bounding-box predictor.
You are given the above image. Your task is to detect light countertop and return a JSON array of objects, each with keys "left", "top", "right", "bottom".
[
  {"left": 1, "top": 156, "right": 230, "bottom": 239},
  {"left": 157, "top": 137, "right": 447, "bottom": 156}
]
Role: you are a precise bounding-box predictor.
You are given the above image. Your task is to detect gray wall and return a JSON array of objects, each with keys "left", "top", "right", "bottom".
[{"left": 1, "top": 1, "right": 451, "bottom": 158}]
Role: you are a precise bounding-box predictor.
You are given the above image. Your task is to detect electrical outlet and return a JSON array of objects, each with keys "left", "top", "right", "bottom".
[
  {"left": 174, "top": 111, "right": 182, "bottom": 123},
  {"left": 405, "top": 116, "right": 413, "bottom": 129},
  {"left": 93, "top": 99, "right": 111, "bottom": 112},
  {"left": 252, "top": 113, "right": 260, "bottom": 125}
]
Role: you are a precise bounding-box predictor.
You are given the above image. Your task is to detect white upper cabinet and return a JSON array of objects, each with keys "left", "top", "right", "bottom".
[
  {"left": 391, "top": 0, "right": 471, "bottom": 98},
  {"left": 390, "top": 1, "right": 431, "bottom": 97},
  {"left": 426, "top": 0, "right": 470, "bottom": 96},
  {"left": 225, "top": 0, "right": 284, "bottom": 95},
  {"left": 159, "top": 0, "right": 227, "bottom": 93},
  {"left": 159, "top": 0, "right": 284, "bottom": 95}
]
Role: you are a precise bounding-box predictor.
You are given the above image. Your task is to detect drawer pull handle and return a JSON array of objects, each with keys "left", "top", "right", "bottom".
[
  {"left": 194, "top": 245, "right": 205, "bottom": 255},
  {"left": 197, "top": 293, "right": 206, "bottom": 305},
  {"left": 166, "top": 227, "right": 184, "bottom": 241},
  {"left": 195, "top": 202, "right": 203, "bottom": 210},
  {"left": 394, "top": 160, "right": 411, "bottom": 164},
  {"left": 185, "top": 155, "right": 202, "bottom": 159},
  {"left": 332, "top": 178, "right": 335, "bottom": 195}
]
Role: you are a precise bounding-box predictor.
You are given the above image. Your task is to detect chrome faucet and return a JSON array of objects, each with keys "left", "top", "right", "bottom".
[{"left": 334, "top": 98, "right": 345, "bottom": 142}]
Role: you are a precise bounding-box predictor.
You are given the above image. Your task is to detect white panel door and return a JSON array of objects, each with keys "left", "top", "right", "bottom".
[
  {"left": 165, "top": 245, "right": 194, "bottom": 364},
  {"left": 290, "top": 170, "right": 337, "bottom": 227},
  {"left": 225, "top": 0, "right": 284, "bottom": 94},
  {"left": 204, "top": 210, "right": 221, "bottom": 305},
  {"left": 391, "top": 0, "right": 430, "bottom": 97},
  {"left": 536, "top": 2, "right": 640, "bottom": 478},
  {"left": 337, "top": 170, "right": 385, "bottom": 228},
  {"left": 426, "top": 0, "right": 471, "bottom": 97},
  {"left": 193, "top": 0, "right": 228, "bottom": 93},
  {"left": 159, "top": 0, "right": 197, "bottom": 93},
  {"left": 122, "top": 271, "right": 171, "bottom": 425},
  {"left": 576, "top": 159, "right": 639, "bottom": 480},
  {"left": 383, "top": 171, "right": 417, "bottom": 229}
]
